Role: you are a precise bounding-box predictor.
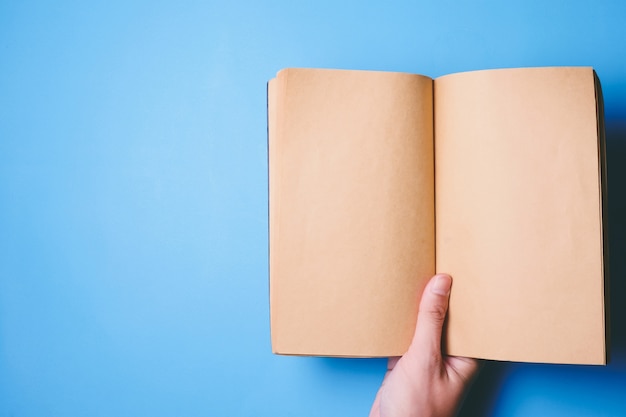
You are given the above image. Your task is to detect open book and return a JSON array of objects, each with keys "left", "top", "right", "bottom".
[{"left": 268, "top": 67, "right": 608, "bottom": 365}]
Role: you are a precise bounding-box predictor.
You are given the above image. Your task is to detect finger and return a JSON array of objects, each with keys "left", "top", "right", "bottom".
[
  {"left": 370, "top": 356, "right": 401, "bottom": 417},
  {"left": 407, "top": 274, "right": 452, "bottom": 366},
  {"left": 387, "top": 356, "right": 400, "bottom": 371},
  {"left": 444, "top": 356, "right": 481, "bottom": 384},
  {"left": 369, "top": 389, "right": 381, "bottom": 417}
]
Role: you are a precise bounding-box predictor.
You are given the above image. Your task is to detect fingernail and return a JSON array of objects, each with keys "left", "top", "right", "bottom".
[{"left": 431, "top": 274, "right": 452, "bottom": 296}]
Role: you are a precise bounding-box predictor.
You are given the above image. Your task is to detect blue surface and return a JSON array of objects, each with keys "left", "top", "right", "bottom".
[{"left": 1, "top": 1, "right": 625, "bottom": 416}]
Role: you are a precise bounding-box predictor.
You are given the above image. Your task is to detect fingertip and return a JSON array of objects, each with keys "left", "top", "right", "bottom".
[{"left": 430, "top": 273, "right": 452, "bottom": 296}]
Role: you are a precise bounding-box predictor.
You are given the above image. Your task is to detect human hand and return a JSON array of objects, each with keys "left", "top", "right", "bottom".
[{"left": 369, "top": 274, "right": 480, "bottom": 417}]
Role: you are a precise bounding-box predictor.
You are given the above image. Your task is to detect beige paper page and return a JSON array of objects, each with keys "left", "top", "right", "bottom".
[
  {"left": 435, "top": 67, "right": 605, "bottom": 364},
  {"left": 269, "top": 68, "right": 434, "bottom": 356}
]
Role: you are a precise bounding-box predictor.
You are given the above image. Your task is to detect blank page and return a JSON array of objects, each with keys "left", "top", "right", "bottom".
[
  {"left": 435, "top": 67, "right": 605, "bottom": 364},
  {"left": 269, "top": 68, "right": 435, "bottom": 356}
]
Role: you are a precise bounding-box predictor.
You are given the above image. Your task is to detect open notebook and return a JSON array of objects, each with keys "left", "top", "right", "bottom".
[{"left": 268, "top": 67, "right": 608, "bottom": 364}]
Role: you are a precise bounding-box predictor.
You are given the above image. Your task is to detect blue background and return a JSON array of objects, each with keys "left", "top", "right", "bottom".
[{"left": 1, "top": 0, "right": 625, "bottom": 415}]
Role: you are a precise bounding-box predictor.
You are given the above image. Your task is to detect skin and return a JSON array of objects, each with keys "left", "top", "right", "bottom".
[{"left": 369, "top": 274, "right": 480, "bottom": 417}]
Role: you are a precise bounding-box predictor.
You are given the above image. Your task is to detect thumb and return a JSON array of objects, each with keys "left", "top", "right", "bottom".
[{"left": 407, "top": 274, "right": 452, "bottom": 366}]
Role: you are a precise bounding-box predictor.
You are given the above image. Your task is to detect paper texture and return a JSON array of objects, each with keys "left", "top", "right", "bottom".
[
  {"left": 434, "top": 67, "right": 605, "bottom": 364},
  {"left": 269, "top": 68, "right": 435, "bottom": 356},
  {"left": 268, "top": 66, "right": 606, "bottom": 364}
]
